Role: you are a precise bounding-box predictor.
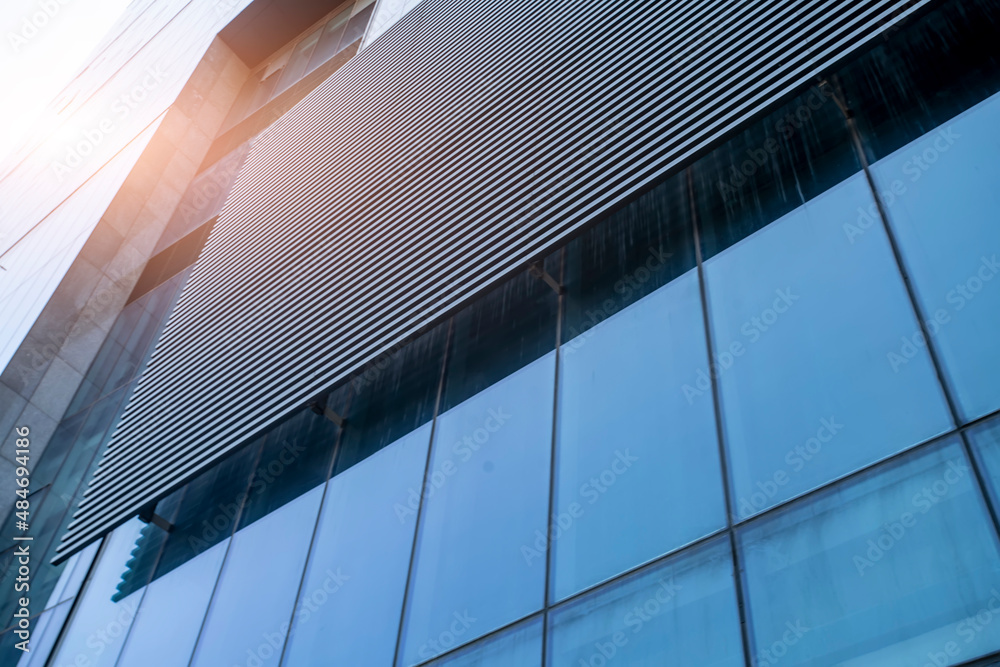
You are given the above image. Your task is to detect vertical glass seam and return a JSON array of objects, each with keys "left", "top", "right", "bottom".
[
  {"left": 275, "top": 407, "right": 350, "bottom": 666},
  {"left": 112, "top": 485, "right": 191, "bottom": 667},
  {"left": 184, "top": 440, "right": 267, "bottom": 667},
  {"left": 831, "top": 74, "right": 1000, "bottom": 545},
  {"left": 541, "top": 248, "right": 567, "bottom": 667},
  {"left": 687, "top": 167, "right": 754, "bottom": 667},
  {"left": 391, "top": 319, "right": 455, "bottom": 667}
]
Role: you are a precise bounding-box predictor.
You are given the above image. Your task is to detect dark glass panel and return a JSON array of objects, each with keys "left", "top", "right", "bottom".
[
  {"left": 738, "top": 440, "right": 1000, "bottom": 666},
  {"left": 305, "top": 7, "right": 352, "bottom": 73},
  {"left": 838, "top": 0, "right": 1000, "bottom": 163},
  {"left": 236, "top": 407, "right": 340, "bottom": 530},
  {"left": 333, "top": 322, "right": 447, "bottom": 475},
  {"left": 547, "top": 537, "right": 744, "bottom": 667},
  {"left": 690, "top": 83, "right": 859, "bottom": 260},
  {"left": 442, "top": 260, "right": 559, "bottom": 413}
]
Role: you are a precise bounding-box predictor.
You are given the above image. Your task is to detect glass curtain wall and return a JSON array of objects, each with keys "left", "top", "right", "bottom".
[{"left": 7, "top": 1, "right": 1000, "bottom": 666}]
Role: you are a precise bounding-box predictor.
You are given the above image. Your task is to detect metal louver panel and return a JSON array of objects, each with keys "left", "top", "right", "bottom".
[{"left": 55, "top": 0, "right": 934, "bottom": 560}]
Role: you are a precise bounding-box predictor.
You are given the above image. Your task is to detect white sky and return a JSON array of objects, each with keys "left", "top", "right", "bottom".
[{"left": 0, "top": 0, "right": 134, "bottom": 164}]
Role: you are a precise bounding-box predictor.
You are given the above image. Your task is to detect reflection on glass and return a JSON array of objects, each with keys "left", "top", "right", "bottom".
[
  {"left": 274, "top": 28, "right": 321, "bottom": 96},
  {"left": 283, "top": 425, "right": 430, "bottom": 666},
  {"left": 334, "top": 323, "right": 446, "bottom": 475},
  {"left": 426, "top": 616, "right": 543, "bottom": 667},
  {"left": 442, "top": 263, "right": 558, "bottom": 412},
  {"left": 147, "top": 439, "right": 258, "bottom": 582},
  {"left": 189, "top": 488, "right": 322, "bottom": 667},
  {"left": 838, "top": 0, "right": 1000, "bottom": 164},
  {"left": 554, "top": 269, "right": 725, "bottom": 600},
  {"left": 870, "top": 91, "right": 1000, "bottom": 422},
  {"left": 47, "top": 520, "right": 147, "bottom": 667},
  {"left": 306, "top": 8, "right": 352, "bottom": 73},
  {"left": 969, "top": 416, "right": 1000, "bottom": 510},
  {"left": 547, "top": 537, "right": 743, "bottom": 667},
  {"left": 236, "top": 408, "right": 339, "bottom": 529},
  {"left": 401, "top": 354, "right": 555, "bottom": 665},
  {"left": 739, "top": 439, "right": 1000, "bottom": 666},
  {"left": 15, "top": 601, "right": 71, "bottom": 667},
  {"left": 690, "top": 83, "right": 859, "bottom": 261},
  {"left": 116, "top": 540, "right": 227, "bottom": 667},
  {"left": 705, "top": 173, "right": 953, "bottom": 518}
]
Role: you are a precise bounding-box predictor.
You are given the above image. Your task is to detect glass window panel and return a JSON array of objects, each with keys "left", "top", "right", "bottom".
[
  {"left": 15, "top": 600, "right": 71, "bottom": 667},
  {"left": 306, "top": 7, "right": 352, "bottom": 73},
  {"left": 220, "top": 70, "right": 264, "bottom": 133},
  {"left": 334, "top": 322, "right": 446, "bottom": 475},
  {"left": 442, "top": 262, "right": 559, "bottom": 413},
  {"left": 425, "top": 617, "right": 543, "bottom": 667},
  {"left": 553, "top": 269, "right": 725, "bottom": 600},
  {"left": 282, "top": 424, "right": 431, "bottom": 666},
  {"left": 400, "top": 354, "right": 555, "bottom": 665},
  {"left": 838, "top": 0, "right": 1000, "bottom": 165},
  {"left": 739, "top": 439, "right": 1000, "bottom": 667},
  {"left": 117, "top": 540, "right": 228, "bottom": 667},
  {"left": 339, "top": 3, "right": 375, "bottom": 51},
  {"left": 704, "top": 173, "right": 953, "bottom": 518},
  {"left": 29, "top": 409, "right": 86, "bottom": 489},
  {"left": 147, "top": 438, "right": 259, "bottom": 581},
  {"left": 868, "top": 91, "right": 1000, "bottom": 422},
  {"left": 562, "top": 171, "right": 695, "bottom": 334},
  {"left": 44, "top": 541, "right": 98, "bottom": 610},
  {"left": 690, "top": 83, "right": 860, "bottom": 260},
  {"left": 547, "top": 537, "right": 744, "bottom": 667},
  {"left": 236, "top": 408, "right": 339, "bottom": 529},
  {"left": 189, "top": 486, "right": 322, "bottom": 667},
  {"left": 48, "top": 520, "right": 147, "bottom": 667},
  {"left": 273, "top": 28, "right": 321, "bottom": 97},
  {"left": 969, "top": 415, "right": 1000, "bottom": 510}
]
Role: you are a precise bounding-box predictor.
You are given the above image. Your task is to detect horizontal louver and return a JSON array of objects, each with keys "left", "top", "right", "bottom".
[{"left": 56, "top": 0, "right": 933, "bottom": 560}]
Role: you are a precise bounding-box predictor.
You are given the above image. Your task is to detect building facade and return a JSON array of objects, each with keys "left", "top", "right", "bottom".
[{"left": 2, "top": 0, "right": 1000, "bottom": 665}]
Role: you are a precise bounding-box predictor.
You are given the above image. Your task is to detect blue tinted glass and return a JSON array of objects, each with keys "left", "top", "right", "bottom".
[
  {"left": 47, "top": 520, "right": 146, "bottom": 667},
  {"left": 870, "top": 92, "right": 1000, "bottom": 423},
  {"left": 44, "top": 542, "right": 98, "bottom": 609},
  {"left": 426, "top": 617, "right": 543, "bottom": 667},
  {"left": 282, "top": 425, "right": 431, "bottom": 667},
  {"left": 739, "top": 440, "right": 1000, "bottom": 666},
  {"left": 553, "top": 269, "right": 725, "bottom": 600},
  {"left": 547, "top": 537, "right": 743, "bottom": 667},
  {"left": 190, "top": 487, "right": 322, "bottom": 667},
  {"left": 117, "top": 540, "right": 228, "bottom": 667},
  {"left": 969, "top": 416, "right": 1000, "bottom": 509},
  {"left": 704, "top": 173, "right": 953, "bottom": 518},
  {"left": 14, "top": 601, "right": 71, "bottom": 667},
  {"left": 400, "top": 354, "right": 555, "bottom": 665},
  {"left": 236, "top": 408, "right": 339, "bottom": 529}
]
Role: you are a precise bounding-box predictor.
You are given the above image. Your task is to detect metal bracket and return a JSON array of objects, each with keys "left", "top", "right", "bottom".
[
  {"left": 308, "top": 398, "right": 346, "bottom": 428},
  {"left": 529, "top": 262, "right": 564, "bottom": 295},
  {"left": 137, "top": 506, "right": 174, "bottom": 533}
]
